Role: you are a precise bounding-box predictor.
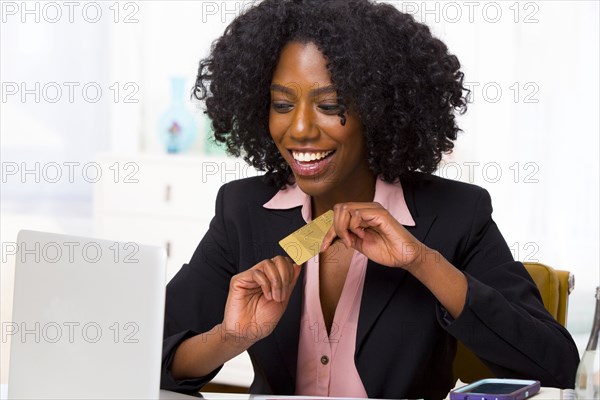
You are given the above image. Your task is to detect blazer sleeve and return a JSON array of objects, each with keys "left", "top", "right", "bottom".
[
  {"left": 437, "top": 188, "right": 579, "bottom": 388},
  {"left": 160, "top": 183, "right": 239, "bottom": 393}
]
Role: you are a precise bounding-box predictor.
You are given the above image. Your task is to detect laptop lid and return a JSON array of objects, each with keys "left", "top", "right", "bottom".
[{"left": 7, "top": 230, "right": 167, "bottom": 399}]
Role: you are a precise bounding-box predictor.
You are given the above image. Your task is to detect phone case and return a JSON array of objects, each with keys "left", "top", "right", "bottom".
[{"left": 449, "top": 378, "right": 541, "bottom": 400}]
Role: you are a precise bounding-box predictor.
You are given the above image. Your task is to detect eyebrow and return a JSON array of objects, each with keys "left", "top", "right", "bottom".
[{"left": 270, "top": 83, "right": 338, "bottom": 97}]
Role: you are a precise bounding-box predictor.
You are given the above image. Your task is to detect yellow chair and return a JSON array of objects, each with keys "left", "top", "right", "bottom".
[{"left": 452, "top": 262, "right": 575, "bottom": 383}]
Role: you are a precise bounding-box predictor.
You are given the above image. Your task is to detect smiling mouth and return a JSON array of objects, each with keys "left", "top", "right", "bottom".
[
  {"left": 286, "top": 149, "right": 336, "bottom": 178},
  {"left": 290, "top": 150, "right": 335, "bottom": 163}
]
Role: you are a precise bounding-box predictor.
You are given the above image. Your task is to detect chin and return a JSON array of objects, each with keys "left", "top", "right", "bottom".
[{"left": 294, "top": 175, "right": 335, "bottom": 196}]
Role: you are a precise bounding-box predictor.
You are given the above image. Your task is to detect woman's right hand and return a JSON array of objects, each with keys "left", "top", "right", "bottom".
[{"left": 221, "top": 256, "right": 301, "bottom": 349}]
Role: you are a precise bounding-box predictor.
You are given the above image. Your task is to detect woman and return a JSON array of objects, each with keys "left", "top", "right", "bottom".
[{"left": 161, "top": 1, "right": 579, "bottom": 398}]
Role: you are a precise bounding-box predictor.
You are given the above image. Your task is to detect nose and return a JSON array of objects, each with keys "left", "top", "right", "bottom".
[{"left": 288, "top": 102, "right": 319, "bottom": 142}]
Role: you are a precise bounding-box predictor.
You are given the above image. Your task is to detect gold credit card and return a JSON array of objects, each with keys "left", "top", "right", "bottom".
[{"left": 279, "top": 210, "right": 334, "bottom": 265}]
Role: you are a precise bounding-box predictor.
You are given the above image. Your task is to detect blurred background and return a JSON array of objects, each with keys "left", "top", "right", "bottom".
[{"left": 1, "top": 0, "right": 599, "bottom": 388}]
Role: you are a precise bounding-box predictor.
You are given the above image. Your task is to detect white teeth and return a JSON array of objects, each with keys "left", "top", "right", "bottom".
[{"left": 292, "top": 151, "right": 333, "bottom": 162}]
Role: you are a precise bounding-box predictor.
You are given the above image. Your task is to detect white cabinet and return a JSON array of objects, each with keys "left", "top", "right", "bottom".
[{"left": 93, "top": 153, "right": 259, "bottom": 387}]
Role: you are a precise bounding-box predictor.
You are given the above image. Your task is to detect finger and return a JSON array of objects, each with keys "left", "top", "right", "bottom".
[
  {"left": 352, "top": 207, "right": 392, "bottom": 231},
  {"left": 250, "top": 269, "right": 272, "bottom": 301},
  {"left": 321, "top": 204, "right": 385, "bottom": 252},
  {"left": 333, "top": 204, "right": 354, "bottom": 248},
  {"left": 284, "top": 260, "right": 302, "bottom": 302},
  {"left": 285, "top": 259, "right": 301, "bottom": 299},
  {"left": 271, "top": 256, "right": 293, "bottom": 301},
  {"left": 292, "top": 262, "right": 301, "bottom": 283},
  {"left": 262, "top": 259, "right": 284, "bottom": 302},
  {"left": 330, "top": 202, "right": 384, "bottom": 211},
  {"left": 348, "top": 209, "right": 367, "bottom": 240},
  {"left": 320, "top": 225, "right": 337, "bottom": 252},
  {"left": 332, "top": 203, "right": 386, "bottom": 247}
]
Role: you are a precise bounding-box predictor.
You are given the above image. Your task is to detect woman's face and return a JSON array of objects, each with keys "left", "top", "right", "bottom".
[{"left": 269, "top": 41, "right": 373, "bottom": 198}]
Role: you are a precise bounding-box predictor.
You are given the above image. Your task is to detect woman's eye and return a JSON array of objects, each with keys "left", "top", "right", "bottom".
[
  {"left": 271, "top": 103, "right": 293, "bottom": 112},
  {"left": 319, "top": 104, "right": 341, "bottom": 113}
]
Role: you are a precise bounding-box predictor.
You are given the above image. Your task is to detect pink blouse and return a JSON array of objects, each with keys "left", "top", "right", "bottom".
[{"left": 263, "top": 176, "right": 415, "bottom": 397}]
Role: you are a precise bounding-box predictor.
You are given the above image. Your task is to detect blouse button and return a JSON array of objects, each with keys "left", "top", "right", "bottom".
[{"left": 320, "top": 355, "right": 329, "bottom": 365}]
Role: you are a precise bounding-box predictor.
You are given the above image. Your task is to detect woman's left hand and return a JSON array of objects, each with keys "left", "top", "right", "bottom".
[{"left": 320, "top": 202, "right": 426, "bottom": 271}]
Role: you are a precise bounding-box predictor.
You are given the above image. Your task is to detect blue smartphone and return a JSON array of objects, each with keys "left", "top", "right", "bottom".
[{"left": 449, "top": 378, "right": 541, "bottom": 400}]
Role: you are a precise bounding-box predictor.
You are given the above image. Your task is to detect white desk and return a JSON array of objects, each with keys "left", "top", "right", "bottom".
[
  {"left": 164, "top": 387, "right": 571, "bottom": 399},
  {"left": 0, "top": 384, "right": 570, "bottom": 399}
]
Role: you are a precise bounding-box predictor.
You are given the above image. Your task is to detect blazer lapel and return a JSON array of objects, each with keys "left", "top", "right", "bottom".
[
  {"left": 356, "top": 170, "right": 438, "bottom": 355},
  {"left": 356, "top": 215, "right": 436, "bottom": 354}
]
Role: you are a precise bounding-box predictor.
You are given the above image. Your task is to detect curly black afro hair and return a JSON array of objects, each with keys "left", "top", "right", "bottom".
[{"left": 194, "top": 0, "right": 469, "bottom": 189}]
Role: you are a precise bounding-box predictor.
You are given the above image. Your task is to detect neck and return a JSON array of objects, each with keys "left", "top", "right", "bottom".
[{"left": 311, "top": 172, "right": 377, "bottom": 218}]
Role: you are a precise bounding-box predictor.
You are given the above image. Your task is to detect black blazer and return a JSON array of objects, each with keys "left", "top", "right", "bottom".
[{"left": 160, "top": 172, "right": 579, "bottom": 399}]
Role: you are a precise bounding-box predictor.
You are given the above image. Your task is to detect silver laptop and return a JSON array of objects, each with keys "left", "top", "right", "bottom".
[{"left": 7, "top": 230, "right": 167, "bottom": 399}]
